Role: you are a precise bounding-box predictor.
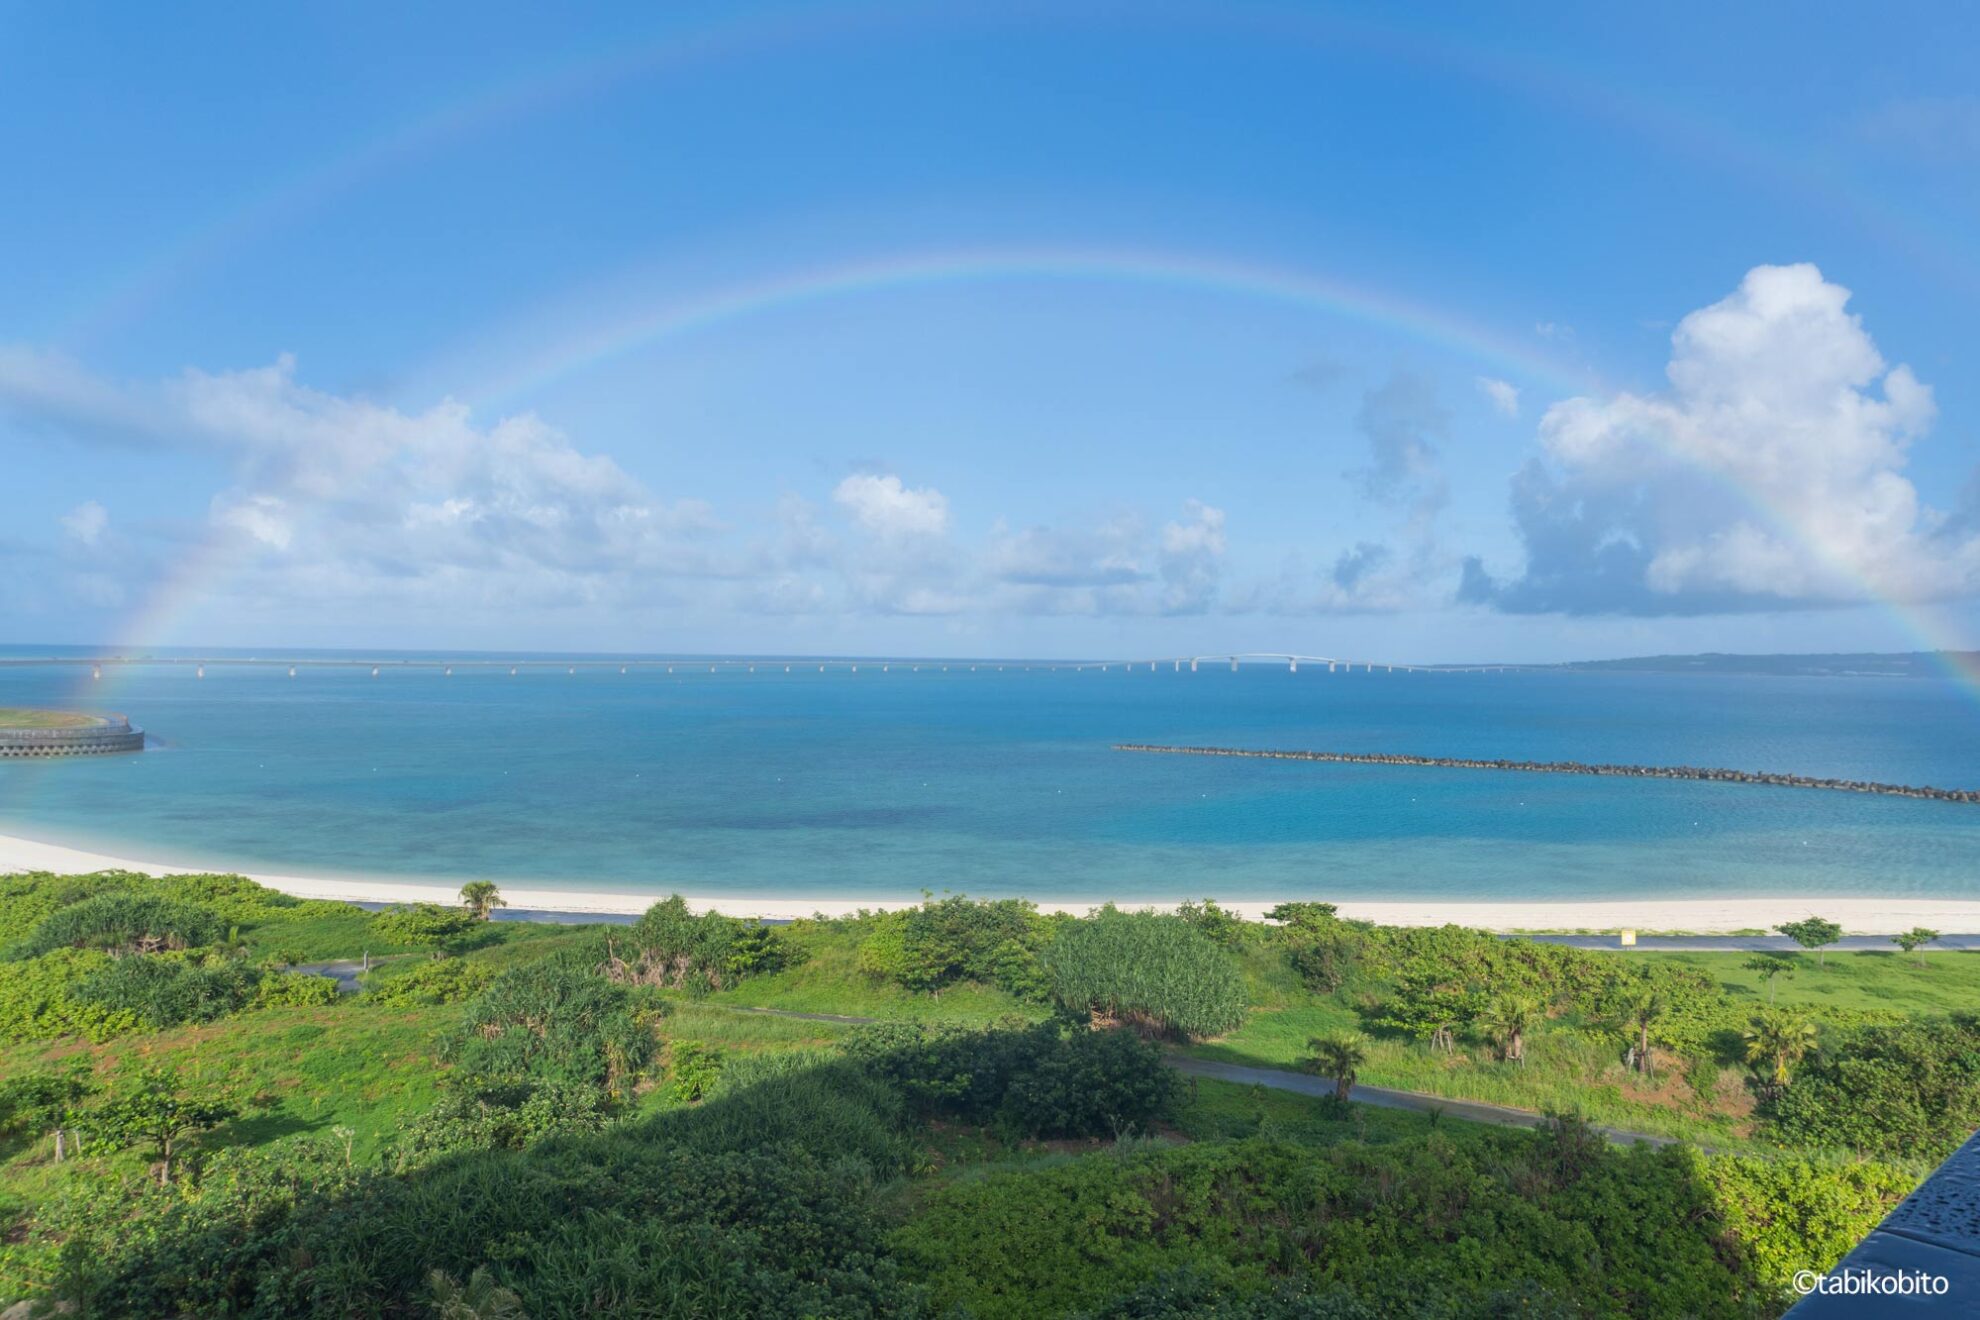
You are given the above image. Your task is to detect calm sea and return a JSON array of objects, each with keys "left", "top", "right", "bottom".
[{"left": 2, "top": 649, "right": 1977, "bottom": 904}]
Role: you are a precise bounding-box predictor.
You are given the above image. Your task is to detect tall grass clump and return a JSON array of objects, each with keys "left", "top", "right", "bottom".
[
  {"left": 1044, "top": 909, "right": 1245, "bottom": 1039},
  {"left": 12, "top": 893, "right": 223, "bottom": 958}
]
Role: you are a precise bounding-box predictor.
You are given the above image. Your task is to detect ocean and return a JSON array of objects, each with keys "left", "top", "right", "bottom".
[{"left": 2, "top": 650, "right": 1977, "bottom": 904}]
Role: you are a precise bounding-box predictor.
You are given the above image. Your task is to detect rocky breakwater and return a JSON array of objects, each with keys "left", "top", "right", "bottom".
[{"left": 1113, "top": 744, "right": 1980, "bottom": 805}]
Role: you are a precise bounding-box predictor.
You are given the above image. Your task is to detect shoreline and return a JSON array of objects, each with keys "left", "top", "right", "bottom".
[{"left": 3, "top": 829, "right": 1978, "bottom": 934}]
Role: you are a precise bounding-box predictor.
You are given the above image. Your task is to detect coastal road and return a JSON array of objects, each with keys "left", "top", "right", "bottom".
[{"left": 1526, "top": 933, "right": 1980, "bottom": 951}]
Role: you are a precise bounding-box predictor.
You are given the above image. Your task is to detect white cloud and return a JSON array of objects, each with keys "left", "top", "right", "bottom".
[
  {"left": 1476, "top": 376, "right": 1520, "bottom": 418},
  {"left": 60, "top": 500, "right": 108, "bottom": 546},
  {"left": 1472, "top": 263, "right": 1980, "bottom": 614},
  {"left": 832, "top": 473, "right": 951, "bottom": 539},
  {"left": 1157, "top": 500, "right": 1226, "bottom": 614}
]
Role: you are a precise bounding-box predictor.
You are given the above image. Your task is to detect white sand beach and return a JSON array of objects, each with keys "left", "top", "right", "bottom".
[{"left": 2, "top": 829, "right": 1977, "bottom": 933}]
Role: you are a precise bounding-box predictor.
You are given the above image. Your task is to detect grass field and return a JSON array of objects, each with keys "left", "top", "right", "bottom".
[{"left": 0, "top": 709, "right": 99, "bottom": 729}]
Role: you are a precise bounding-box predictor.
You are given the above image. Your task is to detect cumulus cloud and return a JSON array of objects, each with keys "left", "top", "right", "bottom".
[
  {"left": 831, "top": 472, "right": 951, "bottom": 539},
  {"left": 1157, "top": 500, "right": 1227, "bottom": 614},
  {"left": 60, "top": 501, "right": 108, "bottom": 546},
  {"left": 1469, "top": 263, "right": 1980, "bottom": 615},
  {"left": 1476, "top": 377, "right": 1520, "bottom": 418},
  {"left": 1349, "top": 373, "right": 1448, "bottom": 512}
]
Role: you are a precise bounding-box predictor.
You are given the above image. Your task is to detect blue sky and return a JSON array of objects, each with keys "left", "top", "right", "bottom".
[{"left": 3, "top": 1, "right": 1978, "bottom": 661}]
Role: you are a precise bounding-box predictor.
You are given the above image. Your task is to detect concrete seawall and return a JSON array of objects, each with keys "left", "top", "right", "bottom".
[
  {"left": 0, "top": 715, "right": 146, "bottom": 758},
  {"left": 1114, "top": 743, "right": 1980, "bottom": 805}
]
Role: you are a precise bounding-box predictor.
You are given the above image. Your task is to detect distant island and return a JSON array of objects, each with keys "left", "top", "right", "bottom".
[{"left": 1553, "top": 650, "right": 1980, "bottom": 678}]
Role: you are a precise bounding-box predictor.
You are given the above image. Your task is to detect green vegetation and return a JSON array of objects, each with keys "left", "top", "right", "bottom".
[
  {"left": 0, "top": 709, "right": 98, "bottom": 729},
  {"left": 1775, "top": 917, "right": 1844, "bottom": 968},
  {"left": 1044, "top": 908, "right": 1246, "bottom": 1038},
  {"left": 0, "top": 874, "right": 1963, "bottom": 1316}
]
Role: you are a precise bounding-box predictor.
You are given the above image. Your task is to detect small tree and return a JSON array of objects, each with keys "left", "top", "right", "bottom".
[
  {"left": 1892, "top": 927, "right": 1940, "bottom": 967},
  {"left": 1307, "top": 1032, "right": 1368, "bottom": 1104},
  {"left": 459, "top": 881, "right": 506, "bottom": 922},
  {"left": 95, "top": 1066, "right": 239, "bottom": 1186},
  {"left": 1742, "top": 953, "right": 1797, "bottom": 1004},
  {"left": 375, "top": 903, "right": 480, "bottom": 959},
  {"left": 1776, "top": 917, "right": 1843, "bottom": 970},
  {"left": 0, "top": 1061, "right": 99, "bottom": 1162}
]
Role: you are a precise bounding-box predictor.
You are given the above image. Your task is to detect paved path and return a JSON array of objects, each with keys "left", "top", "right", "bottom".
[
  {"left": 1526, "top": 933, "right": 1980, "bottom": 952},
  {"left": 694, "top": 1002, "right": 1690, "bottom": 1150},
  {"left": 1168, "top": 1056, "right": 1685, "bottom": 1148},
  {"left": 285, "top": 960, "right": 369, "bottom": 993}
]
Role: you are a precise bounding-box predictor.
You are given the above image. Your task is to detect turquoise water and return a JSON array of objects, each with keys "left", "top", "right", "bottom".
[{"left": 2, "top": 651, "right": 1977, "bottom": 903}]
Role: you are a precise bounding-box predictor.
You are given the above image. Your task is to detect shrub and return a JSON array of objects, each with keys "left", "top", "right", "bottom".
[
  {"left": 0, "top": 949, "right": 143, "bottom": 1042},
  {"left": 13, "top": 893, "right": 222, "bottom": 958},
  {"left": 254, "top": 969, "right": 343, "bottom": 1010},
  {"left": 372, "top": 903, "right": 480, "bottom": 958},
  {"left": 1044, "top": 910, "right": 1245, "bottom": 1039},
  {"left": 601, "top": 894, "right": 796, "bottom": 993},
  {"left": 1702, "top": 1154, "right": 1912, "bottom": 1294},
  {"left": 666, "top": 1040, "right": 725, "bottom": 1102},
  {"left": 1175, "top": 898, "right": 1249, "bottom": 947},
  {"left": 400, "top": 1080, "right": 615, "bottom": 1157},
  {"left": 855, "top": 895, "right": 1051, "bottom": 998},
  {"left": 893, "top": 1135, "right": 1759, "bottom": 1319},
  {"left": 1766, "top": 1013, "right": 1980, "bottom": 1161},
  {"left": 363, "top": 956, "right": 497, "bottom": 1006},
  {"left": 71, "top": 955, "right": 256, "bottom": 1029},
  {"left": 843, "top": 1021, "right": 1175, "bottom": 1139},
  {"left": 999, "top": 1027, "right": 1178, "bottom": 1139},
  {"left": 442, "top": 955, "right": 656, "bottom": 1101}
]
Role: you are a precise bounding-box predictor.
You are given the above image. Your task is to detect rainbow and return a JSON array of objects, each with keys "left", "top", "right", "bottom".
[
  {"left": 51, "top": 2, "right": 1977, "bottom": 352},
  {"left": 469, "top": 245, "right": 1600, "bottom": 408}
]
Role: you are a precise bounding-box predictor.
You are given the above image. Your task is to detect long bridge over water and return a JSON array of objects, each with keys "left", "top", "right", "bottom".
[{"left": 2, "top": 652, "right": 1536, "bottom": 682}]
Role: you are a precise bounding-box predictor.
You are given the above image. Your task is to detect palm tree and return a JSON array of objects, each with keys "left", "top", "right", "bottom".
[
  {"left": 458, "top": 881, "right": 505, "bottom": 922},
  {"left": 1479, "top": 996, "right": 1537, "bottom": 1066},
  {"left": 1307, "top": 1032, "right": 1369, "bottom": 1104},
  {"left": 1742, "top": 1008, "right": 1818, "bottom": 1095},
  {"left": 429, "top": 1268, "right": 525, "bottom": 1319},
  {"left": 1619, "top": 987, "right": 1668, "bottom": 1075}
]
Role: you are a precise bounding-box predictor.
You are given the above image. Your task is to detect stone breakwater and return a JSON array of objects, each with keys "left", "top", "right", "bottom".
[
  {"left": 1113, "top": 744, "right": 1980, "bottom": 805},
  {"left": 0, "top": 715, "right": 145, "bottom": 758}
]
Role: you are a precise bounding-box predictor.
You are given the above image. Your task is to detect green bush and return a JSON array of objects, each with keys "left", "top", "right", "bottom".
[
  {"left": 1044, "top": 909, "right": 1245, "bottom": 1039},
  {"left": 363, "top": 956, "right": 497, "bottom": 1006},
  {"left": 400, "top": 1079, "right": 614, "bottom": 1157},
  {"left": 1702, "top": 1154, "right": 1912, "bottom": 1294},
  {"left": 842, "top": 1021, "right": 1176, "bottom": 1139},
  {"left": 371, "top": 903, "right": 480, "bottom": 958},
  {"left": 13, "top": 893, "right": 223, "bottom": 958},
  {"left": 253, "top": 969, "right": 343, "bottom": 1010},
  {"left": 666, "top": 1040, "right": 725, "bottom": 1102},
  {"left": 894, "top": 1135, "right": 1766, "bottom": 1319},
  {"left": 76, "top": 1058, "right": 923, "bottom": 1317},
  {"left": 598, "top": 894, "right": 798, "bottom": 993},
  {"left": 0, "top": 949, "right": 142, "bottom": 1042},
  {"left": 855, "top": 895, "right": 1052, "bottom": 998},
  {"left": 442, "top": 954, "right": 656, "bottom": 1101},
  {"left": 1766, "top": 1013, "right": 1980, "bottom": 1161},
  {"left": 71, "top": 955, "right": 256, "bottom": 1029}
]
